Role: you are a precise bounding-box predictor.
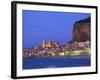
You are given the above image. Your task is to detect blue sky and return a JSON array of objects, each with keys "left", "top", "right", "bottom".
[{"left": 23, "top": 10, "right": 90, "bottom": 48}]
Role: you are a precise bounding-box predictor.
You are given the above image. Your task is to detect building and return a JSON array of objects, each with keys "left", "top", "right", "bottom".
[
  {"left": 42, "top": 40, "right": 60, "bottom": 48},
  {"left": 42, "top": 40, "right": 46, "bottom": 48}
]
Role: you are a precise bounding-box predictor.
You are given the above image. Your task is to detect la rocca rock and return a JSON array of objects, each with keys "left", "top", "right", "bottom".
[{"left": 72, "top": 17, "right": 91, "bottom": 42}]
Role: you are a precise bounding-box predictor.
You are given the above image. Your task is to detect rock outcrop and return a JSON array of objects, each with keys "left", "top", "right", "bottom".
[{"left": 72, "top": 17, "right": 91, "bottom": 42}]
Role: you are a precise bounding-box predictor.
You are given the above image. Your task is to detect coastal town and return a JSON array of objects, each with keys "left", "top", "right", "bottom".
[
  {"left": 23, "top": 17, "right": 91, "bottom": 58},
  {"left": 23, "top": 40, "right": 91, "bottom": 58}
]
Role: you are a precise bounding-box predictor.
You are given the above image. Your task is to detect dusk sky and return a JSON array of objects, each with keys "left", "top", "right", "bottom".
[{"left": 23, "top": 10, "right": 90, "bottom": 48}]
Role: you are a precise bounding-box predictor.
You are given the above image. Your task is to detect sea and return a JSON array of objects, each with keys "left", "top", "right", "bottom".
[{"left": 23, "top": 55, "right": 90, "bottom": 69}]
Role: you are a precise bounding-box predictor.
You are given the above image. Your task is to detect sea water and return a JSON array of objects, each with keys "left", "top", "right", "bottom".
[{"left": 23, "top": 55, "right": 90, "bottom": 69}]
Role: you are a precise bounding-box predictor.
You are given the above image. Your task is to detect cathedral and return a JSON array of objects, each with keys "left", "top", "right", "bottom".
[{"left": 42, "top": 40, "right": 60, "bottom": 48}]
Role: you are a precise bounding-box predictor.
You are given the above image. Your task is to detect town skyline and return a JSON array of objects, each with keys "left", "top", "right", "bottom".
[{"left": 23, "top": 15, "right": 91, "bottom": 58}]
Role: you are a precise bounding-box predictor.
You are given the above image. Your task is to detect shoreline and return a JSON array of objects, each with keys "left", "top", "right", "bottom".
[{"left": 23, "top": 54, "right": 90, "bottom": 59}]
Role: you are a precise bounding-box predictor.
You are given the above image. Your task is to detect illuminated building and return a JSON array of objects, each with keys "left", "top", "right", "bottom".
[
  {"left": 42, "top": 40, "right": 60, "bottom": 48},
  {"left": 46, "top": 41, "right": 52, "bottom": 48},
  {"left": 42, "top": 40, "right": 46, "bottom": 48}
]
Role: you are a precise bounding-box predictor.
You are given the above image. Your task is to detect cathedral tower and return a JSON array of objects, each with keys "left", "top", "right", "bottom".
[{"left": 42, "top": 40, "right": 46, "bottom": 48}]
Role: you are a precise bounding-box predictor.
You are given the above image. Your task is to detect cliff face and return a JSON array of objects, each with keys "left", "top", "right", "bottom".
[{"left": 72, "top": 17, "right": 91, "bottom": 42}]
